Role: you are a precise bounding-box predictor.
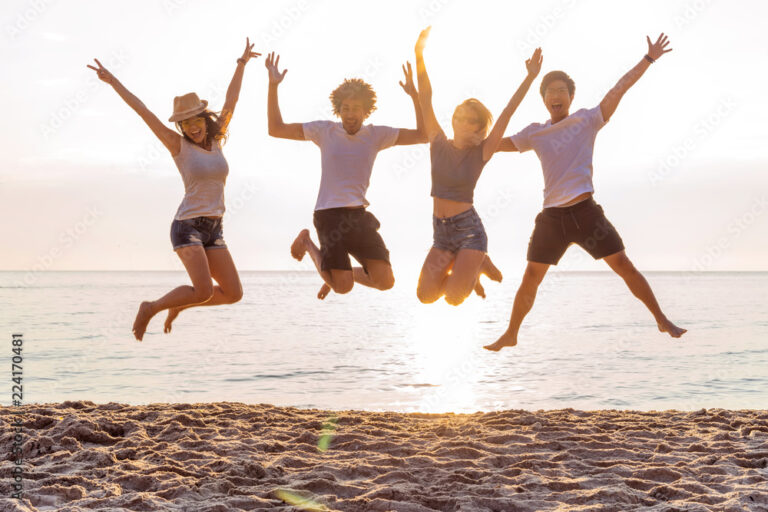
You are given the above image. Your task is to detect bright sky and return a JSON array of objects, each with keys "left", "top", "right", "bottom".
[{"left": 2, "top": 0, "right": 767, "bottom": 273}]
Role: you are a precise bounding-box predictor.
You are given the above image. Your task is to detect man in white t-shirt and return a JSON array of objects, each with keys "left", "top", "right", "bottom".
[
  {"left": 264, "top": 53, "right": 426, "bottom": 299},
  {"left": 485, "top": 33, "right": 686, "bottom": 351}
]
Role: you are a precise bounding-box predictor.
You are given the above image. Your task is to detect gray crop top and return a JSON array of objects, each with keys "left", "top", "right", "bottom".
[{"left": 430, "top": 130, "right": 487, "bottom": 203}]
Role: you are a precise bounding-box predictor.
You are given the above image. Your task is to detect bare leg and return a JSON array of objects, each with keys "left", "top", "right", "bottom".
[
  {"left": 164, "top": 248, "right": 243, "bottom": 333},
  {"left": 473, "top": 254, "right": 503, "bottom": 299},
  {"left": 603, "top": 251, "right": 686, "bottom": 338},
  {"left": 417, "top": 247, "right": 455, "bottom": 304},
  {"left": 484, "top": 261, "right": 550, "bottom": 351},
  {"left": 292, "top": 229, "right": 352, "bottom": 300},
  {"left": 443, "top": 249, "right": 488, "bottom": 306},
  {"left": 132, "top": 245, "right": 214, "bottom": 341},
  {"left": 480, "top": 254, "right": 503, "bottom": 282},
  {"left": 354, "top": 258, "right": 395, "bottom": 290}
]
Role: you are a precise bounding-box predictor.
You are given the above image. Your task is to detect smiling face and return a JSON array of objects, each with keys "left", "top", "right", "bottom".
[
  {"left": 543, "top": 79, "right": 573, "bottom": 123},
  {"left": 339, "top": 98, "right": 366, "bottom": 135},
  {"left": 180, "top": 116, "right": 207, "bottom": 145}
]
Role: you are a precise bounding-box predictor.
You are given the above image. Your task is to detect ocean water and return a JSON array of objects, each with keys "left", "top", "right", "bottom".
[{"left": 1, "top": 271, "right": 766, "bottom": 413}]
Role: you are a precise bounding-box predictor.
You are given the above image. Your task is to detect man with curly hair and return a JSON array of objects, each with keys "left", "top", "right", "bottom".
[{"left": 265, "top": 53, "right": 426, "bottom": 299}]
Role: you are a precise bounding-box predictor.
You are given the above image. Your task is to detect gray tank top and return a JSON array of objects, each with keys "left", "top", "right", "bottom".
[
  {"left": 430, "top": 130, "right": 487, "bottom": 203},
  {"left": 173, "top": 137, "right": 229, "bottom": 220}
]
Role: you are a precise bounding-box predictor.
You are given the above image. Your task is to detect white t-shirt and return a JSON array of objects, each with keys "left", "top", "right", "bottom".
[
  {"left": 509, "top": 105, "right": 607, "bottom": 208},
  {"left": 302, "top": 121, "right": 400, "bottom": 211}
]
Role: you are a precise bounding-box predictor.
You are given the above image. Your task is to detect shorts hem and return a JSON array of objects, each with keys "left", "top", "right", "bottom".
[{"left": 173, "top": 242, "right": 203, "bottom": 250}]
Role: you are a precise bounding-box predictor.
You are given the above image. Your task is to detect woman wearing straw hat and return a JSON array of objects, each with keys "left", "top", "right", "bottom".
[{"left": 87, "top": 39, "right": 261, "bottom": 341}]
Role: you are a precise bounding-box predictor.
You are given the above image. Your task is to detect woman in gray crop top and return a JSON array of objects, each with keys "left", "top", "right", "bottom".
[
  {"left": 88, "top": 39, "right": 261, "bottom": 341},
  {"left": 414, "top": 27, "right": 542, "bottom": 306}
]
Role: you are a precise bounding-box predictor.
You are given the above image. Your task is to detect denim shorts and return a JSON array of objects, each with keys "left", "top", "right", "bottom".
[
  {"left": 170, "top": 216, "right": 227, "bottom": 250},
  {"left": 432, "top": 207, "right": 488, "bottom": 253}
]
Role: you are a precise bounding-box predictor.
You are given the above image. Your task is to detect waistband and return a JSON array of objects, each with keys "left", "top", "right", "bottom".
[
  {"left": 542, "top": 197, "right": 597, "bottom": 215},
  {"left": 314, "top": 206, "right": 367, "bottom": 215},
  {"left": 176, "top": 215, "right": 222, "bottom": 223},
  {"left": 433, "top": 206, "right": 478, "bottom": 224}
]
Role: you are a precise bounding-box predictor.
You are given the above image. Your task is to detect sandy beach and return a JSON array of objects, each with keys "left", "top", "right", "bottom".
[{"left": 1, "top": 401, "right": 767, "bottom": 511}]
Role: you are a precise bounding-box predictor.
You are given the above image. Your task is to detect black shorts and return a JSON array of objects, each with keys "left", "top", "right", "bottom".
[
  {"left": 313, "top": 207, "right": 390, "bottom": 272},
  {"left": 527, "top": 197, "right": 624, "bottom": 265}
]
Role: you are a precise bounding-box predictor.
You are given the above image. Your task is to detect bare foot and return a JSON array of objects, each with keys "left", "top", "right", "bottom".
[
  {"left": 483, "top": 331, "right": 517, "bottom": 351},
  {"left": 474, "top": 280, "right": 486, "bottom": 299},
  {"left": 481, "top": 255, "right": 503, "bottom": 283},
  {"left": 164, "top": 307, "right": 181, "bottom": 333},
  {"left": 658, "top": 318, "right": 687, "bottom": 338},
  {"left": 290, "top": 229, "right": 310, "bottom": 261},
  {"left": 317, "top": 283, "right": 331, "bottom": 300},
  {"left": 132, "top": 301, "right": 156, "bottom": 341}
]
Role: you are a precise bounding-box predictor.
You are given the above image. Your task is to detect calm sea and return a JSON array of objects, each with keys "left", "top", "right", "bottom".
[{"left": 1, "top": 271, "right": 766, "bottom": 413}]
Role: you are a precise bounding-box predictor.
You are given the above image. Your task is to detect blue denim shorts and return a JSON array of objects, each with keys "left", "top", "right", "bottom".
[
  {"left": 170, "top": 216, "right": 227, "bottom": 250},
  {"left": 432, "top": 207, "right": 488, "bottom": 253}
]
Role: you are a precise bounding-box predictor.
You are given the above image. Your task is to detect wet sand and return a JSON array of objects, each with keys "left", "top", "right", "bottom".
[{"left": 1, "top": 401, "right": 767, "bottom": 511}]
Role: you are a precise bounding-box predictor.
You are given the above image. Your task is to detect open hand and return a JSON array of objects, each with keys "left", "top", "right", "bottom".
[
  {"left": 415, "top": 26, "right": 431, "bottom": 54},
  {"left": 646, "top": 33, "right": 672, "bottom": 61},
  {"left": 398, "top": 61, "right": 417, "bottom": 97},
  {"left": 265, "top": 52, "right": 287, "bottom": 84},
  {"left": 239, "top": 37, "right": 262, "bottom": 64},
  {"left": 525, "top": 47, "right": 543, "bottom": 78},
  {"left": 86, "top": 58, "right": 115, "bottom": 85}
]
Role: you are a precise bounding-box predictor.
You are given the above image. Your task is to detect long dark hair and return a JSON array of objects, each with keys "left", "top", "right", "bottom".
[{"left": 175, "top": 109, "right": 229, "bottom": 148}]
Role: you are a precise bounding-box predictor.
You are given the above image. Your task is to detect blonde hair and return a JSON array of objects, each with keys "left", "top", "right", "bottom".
[{"left": 454, "top": 98, "right": 493, "bottom": 138}]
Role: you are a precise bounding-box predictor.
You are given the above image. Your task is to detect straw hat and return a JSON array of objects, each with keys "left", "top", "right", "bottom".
[{"left": 168, "top": 92, "right": 208, "bottom": 122}]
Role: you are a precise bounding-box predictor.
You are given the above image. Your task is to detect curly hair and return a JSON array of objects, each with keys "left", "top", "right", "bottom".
[
  {"left": 454, "top": 98, "right": 494, "bottom": 138},
  {"left": 539, "top": 70, "right": 576, "bottom": 98},
  {"left": 329, "top": 78, "right": 377, "bottom": 118},
  {"left": 175, "top": 109, "right": 229, "bottom": 148}
]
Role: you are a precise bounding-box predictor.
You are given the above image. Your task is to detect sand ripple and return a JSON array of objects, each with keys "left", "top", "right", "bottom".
[{"left": 1, "top": 402, "right": 767, "bottom": 511}]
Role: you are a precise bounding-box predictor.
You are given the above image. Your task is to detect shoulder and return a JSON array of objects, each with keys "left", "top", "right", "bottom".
[
  {"left": 578, "top": 105, "right": 606, "bottom": 127},
  {"left": 512, "top": 122, "right": 545, "bottom": 138},
  {"left": 574, "top": 106, "right": 602, "bottom": 120},
  {"left": 303, "top": 120, "right": 335, "bottom": 131},
  {"left": 366, "top": 124, "right": 398, "bottom": 135}
]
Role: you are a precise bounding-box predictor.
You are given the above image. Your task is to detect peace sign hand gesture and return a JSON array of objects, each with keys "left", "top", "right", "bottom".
[
  {"left": 239, "top": 37, "right": 262, "bottom": 64},
  {"left": 86, "top": 58, "right": 116, "bottom": 85},
  {"left": 399, "top": 61, "right": 417, "bottom": 97},
  {"left": 265, "top": 52, "right": 288, "bottom": 85},
  {"left": 646, "top": 33, "right": 673, "bottom": 61}
]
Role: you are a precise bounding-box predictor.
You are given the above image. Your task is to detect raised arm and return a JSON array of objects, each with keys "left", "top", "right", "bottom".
[
  {"left": 265, "top": 52, "right": 305, "bottom": 141},
  {"left": 600, "top": 33, "right": 672, "bottom": 122},
  {"left": 414, "top": 27, "right": 443, "bottom": 142},
  {"left": 393, "top": 62, "right": 427, "bottom": 145},
  {"left": 87, "top": 58, "right": 181, "bottom": 155},
  {"left": 220, "top": 38, "right": 261, "bottom": 133},
  {"left": 482, "top": 47, "right": 542, "bottom": 161}
]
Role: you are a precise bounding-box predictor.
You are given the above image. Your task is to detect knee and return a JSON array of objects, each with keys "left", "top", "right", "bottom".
[
  {"left": 377, "top": 273, "right": 395, "bottom": 291},
  {"left": 444, "top": 286, "right": 470, "bottom": 306},
  {"left": 522, "top": 266, "right": 546, "bottom": 287},
  {"left": 417, "top": 287, "right": 438, "bottom": 304},
  {"left": 444, "top": 292, "right": 468, "bottom": 306},
  {"left": 332, "top": 279, "right": 354, "bottom": 295},
  {"left": 227, "top": 286, "right": 243, "bottom": 304},
  {"left": 193, "top": 283, "right": 214, "bottom": 303},
  {"left": 612, "top": 255, "right": 637, "bottom": 276}
]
